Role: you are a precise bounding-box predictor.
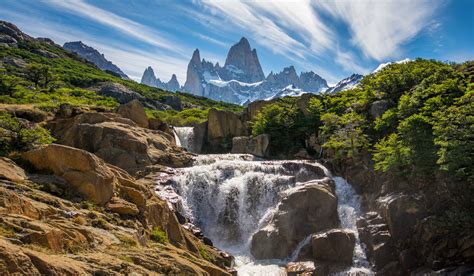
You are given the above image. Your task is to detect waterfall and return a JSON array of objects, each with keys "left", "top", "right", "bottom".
[
  {"left": 173, "top": 127, "right": 194, "bottom": 152},
  {"left": 334, "top": 177, "right": 373, "bottom": 275},
  {"left": 157, "top": 154, "right": 372, "bottom": 275}
]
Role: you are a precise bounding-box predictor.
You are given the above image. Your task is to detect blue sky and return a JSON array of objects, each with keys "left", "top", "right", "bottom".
[{"left": 1, "top": 0, "right": 473, "bottom": 84}]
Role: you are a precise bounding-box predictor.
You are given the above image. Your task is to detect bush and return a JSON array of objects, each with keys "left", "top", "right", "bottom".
[
  {"left": 150, "top": 226, "right": 168, "bottom": 244},
  {"left": 0, "top": 112, "right": 55, "bottom": 155}
]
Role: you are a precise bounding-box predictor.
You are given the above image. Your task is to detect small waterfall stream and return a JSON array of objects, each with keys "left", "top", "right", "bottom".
[
  {"left": 156, "top": 154, "right": 372, "bottom": 275},
  {"left": 173, "top": 126, "right": 195, "bottom": 152}
]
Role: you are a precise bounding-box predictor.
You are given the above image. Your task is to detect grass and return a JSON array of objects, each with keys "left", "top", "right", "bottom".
[
  {"left": 116, "top": 234, "right": 138, "bottom": 248},
  {"left": 150, "top": 226, "right": 168, "bottom": 244},
  {"left": 0, "top": 39, "right": 242, "bottom": 114},
  {"left": 198, "top": 245, "right": 215, "bottom": 262},
  {"left": 0, "top": 224, "right": 15, "bottom": 238}
]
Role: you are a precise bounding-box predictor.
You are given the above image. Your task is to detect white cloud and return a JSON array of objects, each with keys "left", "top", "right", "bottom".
[
  {"left": 335, "top": 50, "right": 370, "bottom": 74},
  {"left": 1, "top": 11, "right": 189, "bottom": 83},
  {"left": 315, "top": 0, "right": 439, "bottom": 60},
  {"left": 194, "top": 33, "right": 228, "bottom": 48},
  {"left": 45, "top": 0, "right": 189, "bottom": 56}
]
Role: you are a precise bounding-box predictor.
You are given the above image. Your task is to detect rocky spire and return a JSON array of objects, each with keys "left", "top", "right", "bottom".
[
  {"left": 166, "top": 74, "right": 180, "bottom": 92},
  {"left": 221, "top": 37, "right": 265, "bottom": 83},
  {"left": 140, "top": 66, "right": 158, "bottom": 86},
  {"left": 184, "top": 49, "right": 205, "bottom": 96}
]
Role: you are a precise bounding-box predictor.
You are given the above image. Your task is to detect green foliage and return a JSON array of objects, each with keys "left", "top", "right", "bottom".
[
  {"left": 0, "top": 71, "right": 21, "bottom": 96},
  {"left": 321, "top": 112, "right": 369, "bottom": 160},
  {"left": 150, "top": 227, "right": 168, "bottom": 244},
  {"left": 433, "top": 91, "right": 474, "bottom": 181},
  {"left": 25, "top": 63, "right": 57, "bottom": 89},
  {"left": 0, "top": 40, "right": 241, "bottom": 113},
  {"left": 148, "top": 108, "right": 209, "bottom": 126},
  {"left": 198, "top": 245, "right": 215, "bottom": 262},
  {"left": 0, "top": 112, "right": 55, "bottom": 155},
  {"left": 251, "top": 97, "right": 321, "bottom": 155}
]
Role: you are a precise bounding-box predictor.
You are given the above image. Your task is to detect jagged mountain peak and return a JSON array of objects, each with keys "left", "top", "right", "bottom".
[
  {"left": 222, "top": 37, "right": 265, "bottom": 83},
  {"left": 191, "top": 49, "right": 201, "bottom": 64}
]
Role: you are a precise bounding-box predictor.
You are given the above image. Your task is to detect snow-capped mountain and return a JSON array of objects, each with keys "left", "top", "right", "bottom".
[
  {"left": 141, "top": 66, "right": 180, "bottom": 92},
  {"left": 325, "top": 74, "right": 363, "bottom": 93},
  {"left": 179, "top": 37, "right": 328, "bottom": 104}
]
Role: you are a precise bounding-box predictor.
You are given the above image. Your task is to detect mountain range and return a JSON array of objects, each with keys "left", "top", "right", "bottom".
[
  {"left": 141, "top": 37, "right": 358, "bottom": 104},
  {"left": 63, "top": 38, "right": 362, "bottom": 105}
]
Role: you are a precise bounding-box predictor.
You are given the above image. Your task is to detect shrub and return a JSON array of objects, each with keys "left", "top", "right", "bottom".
[
  {"left": 150, "top": 227, "right": 168, "bottom": 244},
  {"left": 0, "top": 112, "right": 55, "bottom": 155}
]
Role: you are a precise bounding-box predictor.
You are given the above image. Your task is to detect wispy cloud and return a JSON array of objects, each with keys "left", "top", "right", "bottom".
[
  {"left": 194, "top": 33, "right": 228, "bottom": 48},
  {"left": 335, "top": 50, "right": 370, "bottom": 74},
  {"left": 315, "top": 0, "right": 440, "bottom": 60},
  {"left": 1, "top": 9, "right": 188, "bottom": 83},
  {"left": 44, "top": 0, "right": 188, "bottom": 56}
]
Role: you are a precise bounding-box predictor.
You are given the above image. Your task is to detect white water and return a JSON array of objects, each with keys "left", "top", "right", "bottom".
[
  {"left": 173, "top": 126, "right": 194, "bottom": 152},
  {"left": 158, "top": 154, "right": 372, "bottom": 275},
  {"left": 334, "top": 177, "right": 374, "bottom": 275}
]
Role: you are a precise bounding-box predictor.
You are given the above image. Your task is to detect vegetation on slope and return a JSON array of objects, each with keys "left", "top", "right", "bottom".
[
  {"left": 252, "top": 59, "right": 473, "bottom": 183},
  {"left": 0, "top": 39, "right": 241, "bottom": 113}
]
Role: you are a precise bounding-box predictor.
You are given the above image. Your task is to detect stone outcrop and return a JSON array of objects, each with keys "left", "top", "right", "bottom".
[
  {"left": 116, "top": 99, "right": 149, "bottom": 128},
  {"left": 0, "top": 157, "right": 26, "bottom": 182},
  {"left": 0, "top": 149, "right": 231, "bottom": 275},
  {"left": 23, "top": 144, "right": 116, "bottom": 205},
  {"left": 47, "top": 112, "right": 192, "bottom": 174},
  {"left": 311, "top": 229, "right": 356, "bottom": 264},
  {"left": 206, "top": 108, "right": 246, "bottom": 152},
  {"left": 220, "top": 37, "right": 265, "bottom": 83},
  {"left": 251, "top": 180, "right": 340, "bottom": 259},
  {"left": 231, "top": 134, "right": 270, "bottom": 157}
]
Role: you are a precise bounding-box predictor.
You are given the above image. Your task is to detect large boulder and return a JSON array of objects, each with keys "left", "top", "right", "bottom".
[
  {"left": 47, "top": 112, "right": 192, "bottom": 174},
  {"left": 369, "top": 100, "right": 391, "bottom": 119},
  {"left": 0, "top": 157, "right": 26, "bottom": 182},
  {"left": 311, "top": 229, "right": 356, "bottom": 264},
  {"left": 231, "top": 134, "right": 270, "bottom": 157},
  {"left": 22, "top": 144, "right": 116, "bottom": 205},
  {"left": 116, "top": 100, "right": 149, "bottom": 128},
  {"left": 251, "top": 180, "right": 340, "bottom": 259},
  {"left": 207, "top": 108, "right": 245, "bottom": 152},
  {"left": 377, "top": 193, "right": 427, "bottom": 241}
]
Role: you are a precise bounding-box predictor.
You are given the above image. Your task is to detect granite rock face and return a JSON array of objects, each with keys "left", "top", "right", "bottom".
[{"left": 63, "top": 41, "right": 129, "bottom": 79}]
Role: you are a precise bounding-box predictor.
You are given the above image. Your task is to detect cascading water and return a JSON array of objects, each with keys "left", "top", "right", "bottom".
[
  {"left": 156, "top": 154, "right": 372, "bottom": 275},
  {"left": 173, "top": 126, "right": 194, "bottom": 152},
  {"left": 334, "top": 177, "right": 373, "bottom": 275}
]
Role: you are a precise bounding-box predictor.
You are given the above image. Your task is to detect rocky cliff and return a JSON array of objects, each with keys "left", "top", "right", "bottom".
[{"left": 63, "top": 41, "right": 129, "bottom": 79}]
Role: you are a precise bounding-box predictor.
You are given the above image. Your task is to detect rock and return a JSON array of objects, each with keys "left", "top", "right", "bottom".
[
  {"left": 0, "top": 21, "right": 32, "bottom": 42},
  {"left": 192, "top": 121, "right": 207, "bottom": 154},
  {"left": 251, "top": 180, "right": 340, "bottom": 259},
  {"left": 0, "top": 158, "right": 26, "bottom": 182},
  {"left": 32, "top": 49, "right": 60, "bottom": 59},
  {"left": 207, "top": 108, "right": 245, "bottom": 152},
  {"left": 161, "top": 95, "right": 182, "bottom": 111},
  {"left": 294, "top": 148, "right": 311, "bottom": 159},
  {"left": 107, "top": 197, "right": 139, "bottom": 216},
  {"left": 220, "top": 37, "right": 265, "bottom": 83},
  {"left": 0, "top": 186, "right": 41, "bottom": 219},
  {"left": 63, "top": 41, "right": 129, "bottom": 79},
  {"left": 286, "top": 262, "right": 315, "bottom": 276},
  {"left": 144, "top": 198, "right": 186, "bottom": 247},
  {"left": 0, "top": 104, "right": 48, "bottom": 122},
  {"left": 306, "top": 133, "right": 323, "bottom": 155},
  {"left": 0, "top": 239, "right": 40, "bottom": 274},
  {"left": 369, "top": 100, "right": 391, "bottom": 119},
  {"left": 1, "top": 57, "right": 27, "bottom": 68},
  {"left": 47, "top": 112, "right": 192, "bottom": 174},
  {"left": 116, "top": 99, "right": 149, "bottom": 128},
  {"left": 377, "top": 193, "right": 427, "bottom": 241},
  {"left": 23, "top": 144, "right": 116, "bottom": 205},
  {"left": 231, "top": 134, "right": 269, "bottom": 157},
  {"left": 98, "top": 82, "right": 144, "bottom": 103},
  {"left": 311, "top": 229, "right": 356, "bottom": 264},
  {"left": 240, "top": 99, "right": 273, "bottom": 121}
]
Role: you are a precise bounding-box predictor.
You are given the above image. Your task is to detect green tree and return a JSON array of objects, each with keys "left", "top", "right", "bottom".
[
  {"left": 0, "top": 73, "right": 20, "bottom": 97},
  {"left": 25, "top": 63, "right": 56, "bottom": 89}
]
